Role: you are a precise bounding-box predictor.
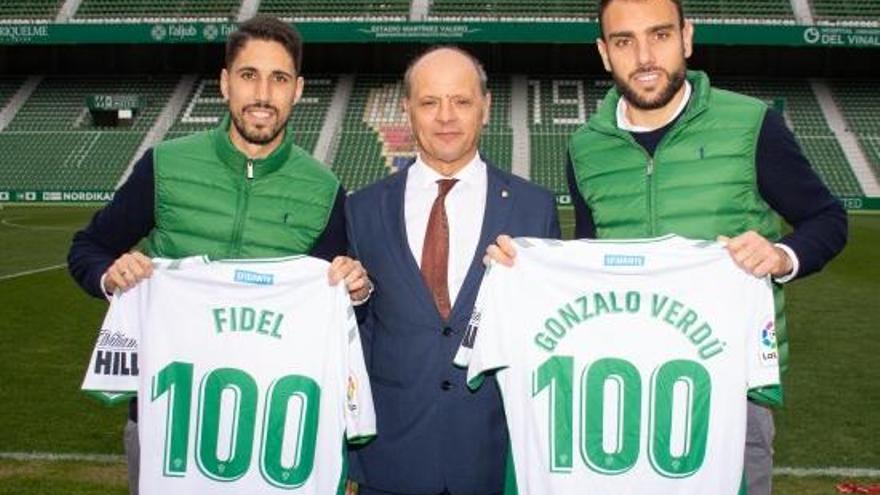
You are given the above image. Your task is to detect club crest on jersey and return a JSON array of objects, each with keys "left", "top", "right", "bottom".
[
  {"left": 347, "top": 375, "right": 360, "bottom": 415},
  {"left": 603, "top": 254, "right": 645, "bottom": 267},
  {"left": 759, "top": 320, "right": 778, "bottom": 366},
  {"left": 234, "top": 269, "right": 274, "bottom": 286}
]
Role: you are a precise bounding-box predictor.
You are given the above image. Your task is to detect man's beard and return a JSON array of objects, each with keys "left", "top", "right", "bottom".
[
  {"left": 231, "top": 104, "right": 289, "bottom": 146},
  {"left": 614, "top": 63, "right": 686, "bottom": 111}
]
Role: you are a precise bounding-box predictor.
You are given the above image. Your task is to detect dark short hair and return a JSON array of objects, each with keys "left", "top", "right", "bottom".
[
  {"left": 403, "top": 45, "right": 489, "bottom": 98},
  {"left": 598, "top": 0, "right": 685, "bottom": 39},
  {"left": 226, "top": 15, "right": 303, "bottom": 74}
]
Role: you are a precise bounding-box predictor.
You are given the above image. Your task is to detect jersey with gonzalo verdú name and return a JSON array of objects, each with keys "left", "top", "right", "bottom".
[
  {"left": 82, "top": 255, "right": 375, "bottom": 495},
  {"left": 455, "top": 235, "right": 779, "bottom": 495}
]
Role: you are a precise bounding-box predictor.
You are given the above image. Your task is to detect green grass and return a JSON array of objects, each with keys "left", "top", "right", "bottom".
[
  {"left": 0, "top": 459, "right": 126, "bottom": 495},
  {"left": 0, "top": 205, "right": 877, "bottom": 493}
]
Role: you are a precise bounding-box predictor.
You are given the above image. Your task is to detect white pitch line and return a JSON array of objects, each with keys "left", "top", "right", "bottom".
[
  {"left": 0, "top": 451, "right": 877, "bottom": 477},
  {"left": 0, "top": 264, "right": 66, "bottom": 281},
  {"left": 0, "top": 452, "right": 124, "bottom": 463},
  {"left": 776, "top": 466, "right": 880, "bottom": 478}
]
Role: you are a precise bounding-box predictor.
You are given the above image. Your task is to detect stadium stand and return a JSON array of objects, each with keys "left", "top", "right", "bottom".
[
  {"left": 0, "top": 76, "right": 177, "bottom": 190},
  {"left": 528, "top": 78, "right": 606, "bottom": 195},
  {"left": 831, "top": 80, "right": 880, "bottom": 181},
  {"left": 717, "top": 78, "right": 864, "bottom": 196},
  {"left": 429, "top": 0, "right": 591, "bottom": 19},
  {"left": 811, "top": 0, "right": 880, "bottom": 23},
  {"left": 427, "top": 0, "right": 795, "bottom": 21},
  {"left": 331, "top": 75, "right": 398, "bottom": 191},
  {"left": 165, "top": 75, "right": 335, "bottom": 154},
  {"left": 0, "top": 78, "right": 24, "bottom": 108},
  {"left": 73, "top": 0, "right": 240, "bottom": 21},
  {"left": 2, "top": 73, "right": 876, "bottom": 198},
  {"left": 329, "top": 75, "right": 512, "bottom": 191},
  {"left": 482, "top": 78, "right": 513, "bottom": 172},
  {"left": 683, "top": 0, "right": 795, "bottom": 21},
  {"left": 259, "top": 0, "right": 410, "bottom": 20},
  {"left": 0, "top": 0, "right": 60, "bottom": 21}
]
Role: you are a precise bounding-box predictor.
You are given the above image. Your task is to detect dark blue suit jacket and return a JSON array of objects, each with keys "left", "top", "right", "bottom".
[{"left": 346, "top": 160, "right": 560, "bottom": 494}]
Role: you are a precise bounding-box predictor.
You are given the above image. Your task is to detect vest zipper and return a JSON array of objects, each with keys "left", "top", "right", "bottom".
[
  {"left": 231, "top": 161, "right": 254, "bottom": 255},
  {"left": 645, "top": 155, "right": 656, "bottom": 237}
]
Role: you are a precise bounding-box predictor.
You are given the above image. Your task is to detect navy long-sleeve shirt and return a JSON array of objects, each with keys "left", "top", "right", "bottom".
[
  {"left": 68, "top": 149, "right": 349, "bottom": 299},
  {"left": 566, "top": 108, "right": 847, "bottom": 280}
]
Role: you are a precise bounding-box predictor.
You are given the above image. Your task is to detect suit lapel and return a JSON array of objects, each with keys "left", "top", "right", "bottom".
[
  {"left": 449, "top": 162, "right": 514, "bottom": 321},
  {"left": 381, "top": 165, "right": 440, "bottom": 319}
]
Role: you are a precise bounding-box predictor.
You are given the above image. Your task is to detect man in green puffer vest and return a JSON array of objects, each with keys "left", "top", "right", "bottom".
[
  {"left": 487, "top": 1, "right": 847, "bottom": 494},
  {"left": 68, "top": 16, "right": 371, "bottom": 495}
]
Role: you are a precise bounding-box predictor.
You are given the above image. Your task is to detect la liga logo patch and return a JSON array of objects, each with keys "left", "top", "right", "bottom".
[{"left": 759, "top": 320, "right": 778, "bottom": 366}]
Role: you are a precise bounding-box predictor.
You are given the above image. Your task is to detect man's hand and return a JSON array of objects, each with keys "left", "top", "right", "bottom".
[
  {"left": 718, "top": 231, "right": 793, "bottom": 278},
  {"left": 329, "top": 256, "right": 372, "bottom": 303},
  {"left": 103, "top": 251, "right": 153, "bottom": 294},
  {"left": 484, "top": 234, "right": 517, "bottom": 267}
]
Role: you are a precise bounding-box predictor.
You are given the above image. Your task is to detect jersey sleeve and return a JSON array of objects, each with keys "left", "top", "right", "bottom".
[
  {"left": 81, "top": 285, "right": 143, "bottom": 405},
  {"left": 339, "top": 287, "right": 376, "bottom": 444},
  {"left": 456, "top": 264, "right": 511, "bottom": 390},
  {"left": 744, "top": 277, "right": 782, "bottom": 405}
]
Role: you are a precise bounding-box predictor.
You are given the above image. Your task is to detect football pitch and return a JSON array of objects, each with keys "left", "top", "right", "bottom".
[{"left": 0, "top": 205, "right": 878, "bottom": 494}]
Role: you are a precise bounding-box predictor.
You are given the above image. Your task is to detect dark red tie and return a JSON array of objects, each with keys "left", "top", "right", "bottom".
[{"left": 421, "top": 179, "right": 458, "bottom": 320}]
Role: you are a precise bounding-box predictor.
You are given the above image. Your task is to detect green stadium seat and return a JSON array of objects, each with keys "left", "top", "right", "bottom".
[
  {"left": 0, "top": 0, "right": 60, "bottom": 20},
  {"left": 717, "top": 78, "right": 863, "bottom": 196},
  {"left": 73, "top": 0, "right": 240, "bottom": 20},
  {"left": 330, "top": 75, "right": 512, "bottom": 192},
  {"left": 331, "top": 75, "right": 401, "bottom": 191},
  {"left": 0, "top": 78, "right": 24, "bottom": 109},
  {"left": 429, "top": 0, "right": 592, "bottom": 19},
  {"left": 259, "top": 0, "right": 409, "bottom": 20},
  {"left": 528, "top": 78, "right": 606, "bottom": 195},
  {"left": 428, "top": 0, "right": 794, "bottom": 20},
  {"left": 0, "top": 76, "right": 178, "bottom": 191},
  {"left": 831, "top": 80, "right": 880, "bottom": 183},
  {"left": 811, "top": 0, "right": 880, "bottom": 22},
  {"left": 683, "top": 0, "right": 795, "bottom": 21}
]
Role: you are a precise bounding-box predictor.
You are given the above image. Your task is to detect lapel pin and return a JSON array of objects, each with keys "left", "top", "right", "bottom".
[{"left": 501, "top": 189, "right": 509, "bottom": 198}]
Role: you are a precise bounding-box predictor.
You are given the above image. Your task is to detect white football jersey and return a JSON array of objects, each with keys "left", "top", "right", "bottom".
[
  {"left": 82, "top": 256, "right": 375, "bottom": 495},
  {"left": 456, "top": 236, "right": 779, "bottom": 495}
]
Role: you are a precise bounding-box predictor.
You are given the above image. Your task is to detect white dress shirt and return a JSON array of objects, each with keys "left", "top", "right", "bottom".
[{"left": 405, "top": 153, "right": 487, "bottom": 307}]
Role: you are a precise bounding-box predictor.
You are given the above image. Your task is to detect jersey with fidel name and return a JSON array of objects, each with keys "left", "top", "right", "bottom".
[
  {"left": 455, "top": 235, "right": 779, "bottom": 495},
  {"left": 83, "top": 256, "right": 375, "bottom": 495}
]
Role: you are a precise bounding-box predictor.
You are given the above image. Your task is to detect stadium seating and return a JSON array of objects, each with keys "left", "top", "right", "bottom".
[
  {"left": 811, "top": 0, "right": 880, "bottom": 22},
  {"left": 331, "top": 75, "right": 399, "bottom": 191},
  {"left": 716, "top": 78, "right": 864, "bottom": 197},
  {"left": 831, "top": 80, "right": 880, "bottom": 181},
  {"left": 429, "top": 0, "right": 591, "bottom": 19},
  {"left": 0, "top": 76, "right": 177, "bottom": 190},
  {"left": 482, "top": 78, "right": 513, "bottom": 172},
  {"left": 683, "top": 0, "right": 795, "bottom": 21},
  {"left": 528, "top": 78, "right": 607, "bottom": 195},
  {"left": 330, "top": 75, "right": 513, "bottom": 191},
  {"left": 0, "top": 0, "right": 60, "bottom": 21},
  {"left": 259, "top": 0, "right": 409, "bottom": 20},
  {"left": 166, "top": 75, "right": 335, "bottom": 154},
  {"left": 73, "top": 0, "right": 240, "bottom": 20},
  {"left": 0, "top": 78, "right": 23, "bottom": 108}
]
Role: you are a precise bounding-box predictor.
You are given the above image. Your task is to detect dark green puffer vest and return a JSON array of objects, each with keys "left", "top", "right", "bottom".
[
  {"left": 570, "top": 71, "right": 785, "bottom": 405},
  {"left": 146, "top": 115, "right": 339, "bottom": 260}
]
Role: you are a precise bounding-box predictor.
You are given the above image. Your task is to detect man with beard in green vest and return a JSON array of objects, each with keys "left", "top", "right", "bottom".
[
  {"left": 486, "top": 1, "right": 847, "bottom": 494},
  {"left": 68, "top": 16, "right": 370, "bottom": 495}
]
